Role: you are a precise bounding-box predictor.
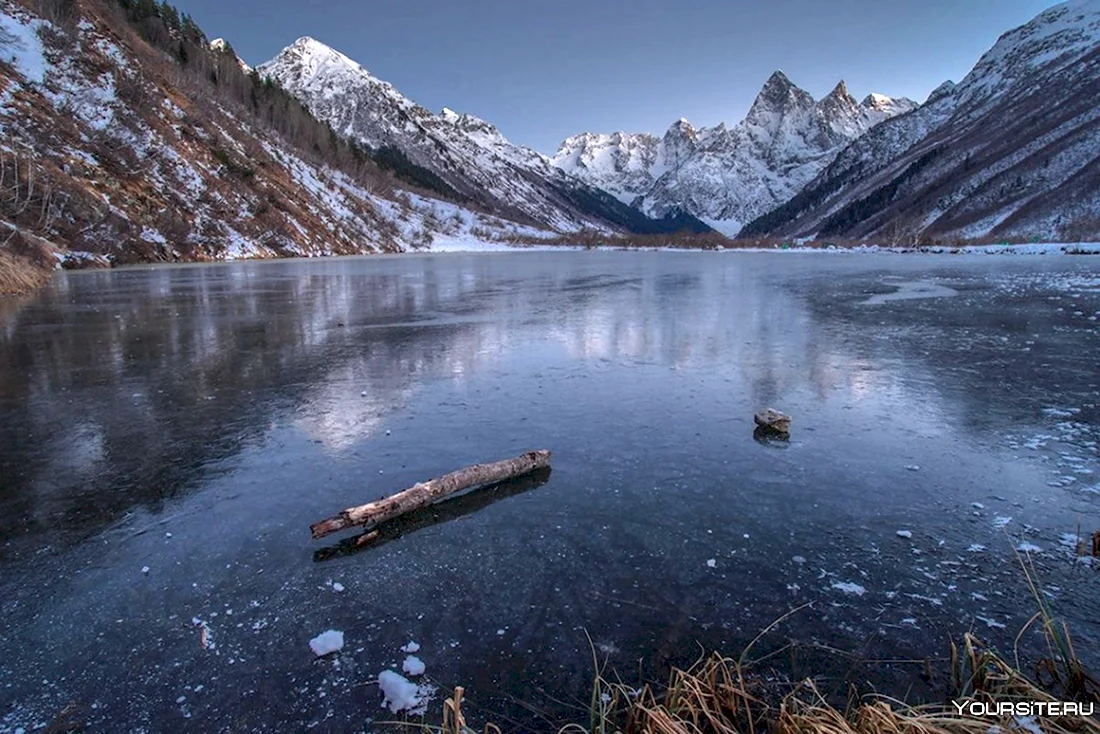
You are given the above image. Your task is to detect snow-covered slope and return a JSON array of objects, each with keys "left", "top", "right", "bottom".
[
  {"left": 258, "top": 38, "right": 709, "bottom": 234},
  {"left": 741, "top": 0, "right": 1100, "bottom": 242},
  {"left": 551, "top": 72, "right": 917, "bottom": 234},
  {"left": 0, "top": 0, "right": 565, "bottom": 275}
]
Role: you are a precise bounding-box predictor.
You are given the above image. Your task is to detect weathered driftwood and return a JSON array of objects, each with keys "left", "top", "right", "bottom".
[{"left": 310, "top": 450, "right": 552, "bottom": 539}]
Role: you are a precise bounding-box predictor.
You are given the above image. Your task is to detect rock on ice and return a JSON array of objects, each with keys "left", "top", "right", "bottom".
[
  {"left": 402, "top": 655, "right": 426, "bottom": 676},
  {"left": 309, "top": 630, "right": 344, "bottom": 656},
  {"left": 896, "top": 530, "right": 913, "bottom": 539},
  {"left": 400, "top": 641, "right": 421, "bottom": 653}
]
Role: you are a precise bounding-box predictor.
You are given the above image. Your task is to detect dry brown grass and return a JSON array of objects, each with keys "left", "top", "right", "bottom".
[
  {"left": 429, "top": 558, "right": 1098, "bottom": 734},
  {"left": 0, "top": 232, "right": 56, "bottom": 295},
  {"left": 424, "top": 637, "right": 1099, "bottom": 734}
]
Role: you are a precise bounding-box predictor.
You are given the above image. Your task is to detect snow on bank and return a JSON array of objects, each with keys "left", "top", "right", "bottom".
[{"left": 423, "top": 241, "right": 1100, "bottom": 255}]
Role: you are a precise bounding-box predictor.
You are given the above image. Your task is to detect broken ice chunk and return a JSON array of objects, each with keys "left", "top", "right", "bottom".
[
  {"left": 378, "top": 670, "right": 433, "bottom": 715},
  {"left": 309, "top": 630, "right": 344, "bottom": 657},
  {"left": 402, "top": 655, "right": 426, "bottom": 676}
]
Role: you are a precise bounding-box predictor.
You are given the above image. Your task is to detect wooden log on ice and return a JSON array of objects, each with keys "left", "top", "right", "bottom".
[{"left": 309, "top": 450, "right": 552, "bottom": 539}]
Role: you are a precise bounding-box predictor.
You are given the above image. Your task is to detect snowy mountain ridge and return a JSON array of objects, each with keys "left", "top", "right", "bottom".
[
  {"left": 551, "top": 72, "right": 918, "bottom": 234},
  {"left": 258, "top": 37, "right": 708, "bottom": 234},
  {"left": 739, "top": 0, "right": 1100, "bottom": 242}
]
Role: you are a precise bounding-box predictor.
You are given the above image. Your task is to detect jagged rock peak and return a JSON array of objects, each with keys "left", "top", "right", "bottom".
[
  {"left": 826, "top": 80, "right": 854, "bottom": 102},
  {"left": 748, "top": 71, "right": 815, "bottom": 113},
  {"left": 926, "top": 80, "right": 957, "bottom": 103}
]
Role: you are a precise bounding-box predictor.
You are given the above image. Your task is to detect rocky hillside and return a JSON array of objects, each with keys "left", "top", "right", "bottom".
[
  {"left": 551, "top": 73, "right": 917, "bottom": 234},
  {"left": 0, "top": 0, "right": 707, "bottom": 295},
  {"left": 257, "top": 37, "right": 710, "bottom": 236},
  {"left": 740, "top": 0, "right": 1100, "bottom": 242}
]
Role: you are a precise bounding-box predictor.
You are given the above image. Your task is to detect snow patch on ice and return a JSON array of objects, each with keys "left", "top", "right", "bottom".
[
  {"left": 308, "top": 630, "right": 344, "bottom": 656},
  {"left": 377, "top": 670, "right": 434, "bottom": 715},
  {"left": 830, "top": 581, "right": 866, "bottom": 596},
  {"left": 402, "top": 655, "right": 425, "bottom": 676}
]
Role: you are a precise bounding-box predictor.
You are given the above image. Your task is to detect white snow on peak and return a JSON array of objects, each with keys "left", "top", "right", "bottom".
[
  {"left": 958, "top": 0, "right": 1100, "bottom": 103},
  {"left": 552, "top": 70, "right": 916, "bottom": 229},
  {"left": 209, "top": 37, "right": 252, "bottom": 73},
  {"left": 925, "top": 79, "right": 957, "bottom": 103},
  {"left": 259, "top": 37, "right": 612, "bottom": 231}
]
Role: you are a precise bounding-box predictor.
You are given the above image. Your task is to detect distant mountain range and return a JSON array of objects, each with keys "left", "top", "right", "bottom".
[
  {"left": 188, "top": 0, "right": 1100, "bottom": 243},
  {"left": 551, "top": 76, "right": 918, "bottom": 235},
  {"left": 739, "top": 0, "right": 1100, "bottom": 242},
  {"left": 257, "top": 37, "right": 709, "bottom": 236}
]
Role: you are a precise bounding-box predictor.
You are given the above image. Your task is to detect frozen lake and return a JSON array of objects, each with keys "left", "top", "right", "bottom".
[{"left": 1, "top": 251, "right": 1098, "bottom": 732}]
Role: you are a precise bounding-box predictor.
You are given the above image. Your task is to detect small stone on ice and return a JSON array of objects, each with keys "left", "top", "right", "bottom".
[
  {"left": 400, "top": 641, "right": 421, "bottom": 653},
  {"left": 142, "top": 566, "right": 150, "bottom": 574},
  {"left": 309, "top": 630, "right": 344, "bottom": 656},
  {"left": 496, "top": 629, "right": 505, "bottom": 636},
  {"left": 905, "top": 465, "right": 920, "bottom": 471},
  {"left": 361, "top": 390, "right": 367, "bottom": 397},
  {"left": 792, "top": 555, "right": 806, "bottom": 564},
  {"left": 332, "top": 583, "right": 344, "bottom": 592},
  {"left": 896, "top": 530, "right": 913, "bottom": 539},
  {"left": 706, "top": 559, "right": 716, "bottom": 568}
]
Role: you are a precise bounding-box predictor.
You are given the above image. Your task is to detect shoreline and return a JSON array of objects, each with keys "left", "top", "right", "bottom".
[{"left": 4, "top": 240, "right": 1098, "bottom": 299}]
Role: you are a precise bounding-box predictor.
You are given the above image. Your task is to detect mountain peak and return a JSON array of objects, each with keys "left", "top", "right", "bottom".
[
  {"left": 746, "top": 70, "right": 815, "bottom": 132},
  {"left": 827, "top": 80, "right": 851, "bottom": 99},
  {"left": 926, "top": 80, "right": 957, "bottom": 103},
  {"left": 764, "top": 70, "right": 794, "bottom": 89}
]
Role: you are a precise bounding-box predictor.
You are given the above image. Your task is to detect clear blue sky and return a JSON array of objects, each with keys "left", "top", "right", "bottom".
[{"left": 174, "top": 0, "right": 1057, "bottom": 154}]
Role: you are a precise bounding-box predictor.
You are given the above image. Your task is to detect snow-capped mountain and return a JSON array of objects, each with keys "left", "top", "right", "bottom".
[
  {"left": 258, "top": 38, "right": 708, "bottom": 234},
  {"left": 551, "top": 72, "right": 918, "bottom": 234},
  {"left": 741, "top": 0, "right": 1100, "bottom": 242},
  {"left": 0, "top": 0, "right": 602, "bottom": 286}
]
